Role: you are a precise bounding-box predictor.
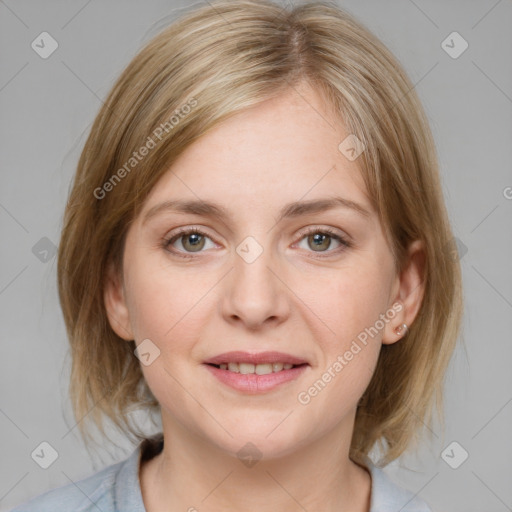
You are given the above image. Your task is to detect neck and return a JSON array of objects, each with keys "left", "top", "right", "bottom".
[{"left": 140, "top": 412, "right": 371, "bottom": 512}]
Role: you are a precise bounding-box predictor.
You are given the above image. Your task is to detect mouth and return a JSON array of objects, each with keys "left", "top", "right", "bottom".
[
  {"left": 202, "top": 351, "right": 310, "bottom": 393},
  {"left": 205, "top": 362, "right": 308, "bottom": 374}
]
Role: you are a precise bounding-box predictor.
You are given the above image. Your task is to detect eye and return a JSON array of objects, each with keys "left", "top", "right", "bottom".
[
  {"left": 163, "top": 227, "right": 216, "bottom": 258},
  {"left": 295, "top": 227, "right": 351, "bottom": 257},
  {"left": 162, "top": 226, "right": 352, "bottom": 260}
]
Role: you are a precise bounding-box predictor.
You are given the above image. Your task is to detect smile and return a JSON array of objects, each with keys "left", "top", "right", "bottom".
[
  {"left": 209, "top": 362, "right": 303, "bottom": 374},
  {"left": 203, "top": 363, "right": 309, "bottom": 393}
]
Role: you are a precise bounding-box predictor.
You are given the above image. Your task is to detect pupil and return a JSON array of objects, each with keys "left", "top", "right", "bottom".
[{"left": 189, "top": 234, "right": 200, "bottom": 245}]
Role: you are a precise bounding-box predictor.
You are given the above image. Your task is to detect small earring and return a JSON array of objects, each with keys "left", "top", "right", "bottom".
[{"left": 394, "top": 323, "right": 408, "bottom": 337}]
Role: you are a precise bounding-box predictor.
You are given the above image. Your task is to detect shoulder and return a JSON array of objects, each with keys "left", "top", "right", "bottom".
[
  {"left": 10, "top": 435, "right": 161, "bottom": 512},
  {"left": 10, "top": 452, "right": 136, "bottom": 512},
  {"left": 364, "top": 458, "right": 434, "bottom": 512}
]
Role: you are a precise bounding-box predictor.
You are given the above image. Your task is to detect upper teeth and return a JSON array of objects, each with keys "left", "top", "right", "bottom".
[{"left": 219, "top": 362, "right": 295, "bottom": 374}]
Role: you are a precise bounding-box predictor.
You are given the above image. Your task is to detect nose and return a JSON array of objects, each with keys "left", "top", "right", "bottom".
[{"left": 220, "top": 242, "right": 291, "bottom": 331}]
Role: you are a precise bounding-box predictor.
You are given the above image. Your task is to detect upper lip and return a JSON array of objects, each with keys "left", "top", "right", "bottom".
[{"left": 204, "top": 351, "right": 309, "bottom": 366}]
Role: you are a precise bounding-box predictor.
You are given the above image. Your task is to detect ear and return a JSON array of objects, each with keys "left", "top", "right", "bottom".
[
  {"left": 103, "top": 261, "right": 134, "bottom": 341},
  {"left": 382, "top": 239, "right": 426, "bottom": 345}
]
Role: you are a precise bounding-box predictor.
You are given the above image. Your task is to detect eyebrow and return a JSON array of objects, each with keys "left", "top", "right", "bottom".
[{"left": 142, "top": 196, "right": 372, "bottom": 226}]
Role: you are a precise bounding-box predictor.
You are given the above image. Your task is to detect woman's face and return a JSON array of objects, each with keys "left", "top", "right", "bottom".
[{"left": 105, "top": 83, "right": 417, "bottom": 460}]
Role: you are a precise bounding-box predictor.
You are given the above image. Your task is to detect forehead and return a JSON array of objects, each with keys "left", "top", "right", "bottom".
[{"left": 141, "top": 84, "right": 372, "bottom": 222}]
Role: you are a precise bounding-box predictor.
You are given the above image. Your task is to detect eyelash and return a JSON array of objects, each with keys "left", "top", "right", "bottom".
[{"left": 161, "top": 226, "right": 352, "bottom": 260}]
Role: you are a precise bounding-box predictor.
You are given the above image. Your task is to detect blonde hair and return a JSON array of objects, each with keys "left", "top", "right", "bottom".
[{"left": 57, "top": 0, "right": 463, "bottom": 466}]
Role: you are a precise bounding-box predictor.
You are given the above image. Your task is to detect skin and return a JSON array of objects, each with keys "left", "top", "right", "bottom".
[{"left": 104, "top": 81, "right": 425, "bottom": 512}]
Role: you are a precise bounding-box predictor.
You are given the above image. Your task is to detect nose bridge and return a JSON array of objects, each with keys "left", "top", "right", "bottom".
[{"left": 221, "top": 234, "right": 289, "bottom": 328}]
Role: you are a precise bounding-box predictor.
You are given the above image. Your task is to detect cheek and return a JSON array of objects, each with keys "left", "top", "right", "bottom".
[
  {"left": 125, "top": 253, "right": 214, "bottom": 346},
  {"left": 330, "top": 264, "right": 392, "bottom": 390},
  {"left": 125, "top": 275, "right": 174, "bottom": 341},
  {"left": 300, "top": 260, "right": 391, "bottom": 347},
  {"left": 296, "top": 268, "right": 385, "bottom": 415},
  {"left": 294, "top": 258, "right": 390, "bottom": 401},
  {"left": 124, "top": 256, "right": 211, "bottom": 406}
]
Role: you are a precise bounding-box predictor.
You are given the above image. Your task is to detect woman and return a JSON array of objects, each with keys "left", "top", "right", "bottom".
[{"left": 12, "top": 1, "right": 463, "bottom": 510}]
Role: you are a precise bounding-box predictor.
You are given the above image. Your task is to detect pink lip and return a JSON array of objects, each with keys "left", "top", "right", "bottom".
[
  {"left": 203, "top": 363, "right": 309, "bottom": 393},
  {"left": 203, "top": 351, "right": 308, "bottom": 366}
]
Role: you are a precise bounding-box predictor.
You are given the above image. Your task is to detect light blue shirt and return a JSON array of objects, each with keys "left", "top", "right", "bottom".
[{"left": 11, "top": 433, "right": 432, "bottom": 511}]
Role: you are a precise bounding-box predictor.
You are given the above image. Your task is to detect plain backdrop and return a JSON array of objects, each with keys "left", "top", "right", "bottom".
[{"left": 1, "top": 1, "right": 511, "bottom": 511}]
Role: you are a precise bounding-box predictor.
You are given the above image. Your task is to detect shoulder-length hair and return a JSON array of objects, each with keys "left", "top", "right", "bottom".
[{"left": 57, "top": 0, "right": 463, "bottom": 466}]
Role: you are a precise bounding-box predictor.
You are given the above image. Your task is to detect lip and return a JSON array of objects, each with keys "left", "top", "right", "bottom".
[
  {"left": 203, "top": 351, "right": 309, "bottom": 366},
  {"left": 203, "top": 363, "right": 309, "bottom": 393}
]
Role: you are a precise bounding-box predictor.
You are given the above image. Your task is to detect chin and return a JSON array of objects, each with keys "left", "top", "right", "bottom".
[{"left": 212, "top": 427, "right": 306, "bottom": 463}]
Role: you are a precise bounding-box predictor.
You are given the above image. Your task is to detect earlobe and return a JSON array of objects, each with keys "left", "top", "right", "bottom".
[
  {"left": 382, "top": 240, "right": 426, "bottom": 345},
  {"left": 103, "top": 262, "right": 134, "bottom": 341},
  {"left": 393, "top": 323, "right": 409, "bottom": 338},
  {"left": 382, "top": 302, "right": 409, "bottom": 345}
]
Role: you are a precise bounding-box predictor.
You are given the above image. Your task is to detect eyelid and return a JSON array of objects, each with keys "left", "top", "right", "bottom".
[
  {"left": 163, "top": 225, "right": 220, "bottom": 249},
  {"left": 295, "top": 225, "right": 351, "bottom": 243}
]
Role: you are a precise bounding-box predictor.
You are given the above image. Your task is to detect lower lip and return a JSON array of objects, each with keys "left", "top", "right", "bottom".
[{"left": 203, "top": 364, "right": 309, "bottom": 393}]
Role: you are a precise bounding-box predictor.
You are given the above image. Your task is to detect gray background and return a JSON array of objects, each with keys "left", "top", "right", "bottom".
[{"left": 1, "top": 1, "right": 511, "bottom": 511}]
